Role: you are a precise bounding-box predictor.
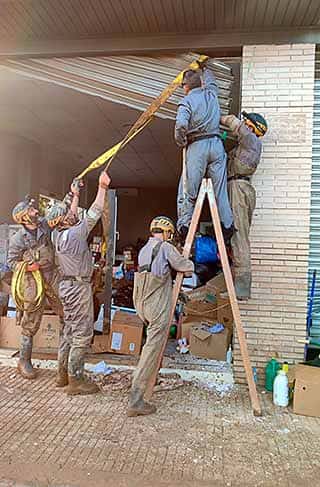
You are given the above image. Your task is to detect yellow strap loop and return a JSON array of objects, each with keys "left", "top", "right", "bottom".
[
  {"left": 11, "top": 262, "right": 45, "bottom": 313},
  {"left": 75, "top": 54, "right": 208, "bottom": 179}
]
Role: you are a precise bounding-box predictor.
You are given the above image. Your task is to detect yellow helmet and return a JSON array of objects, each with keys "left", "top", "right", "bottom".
[
  {"left": 242, "top": 111, "right": 268, "bottom": 137},
  {"left": 150, "top": 216, "right": 175, "bottom": 241},
  {"left": 46, "top": 202, "right": 67, "bottom": 229},
  {"left": 12, "top": 196, "right": 37, "bottom": 225}
]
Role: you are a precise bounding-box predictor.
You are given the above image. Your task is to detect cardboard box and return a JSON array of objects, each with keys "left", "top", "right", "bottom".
[
  {"left": 206, "top": 273, "right": 227, "bottom": 295},
  {"left": 180, "top": 321, "right": 201, "bottom": 341},
  {"left": 92, "top": 311, "right": 143, "bottom": 356},
  {"left": 185, "top": 273, "right": 233, "bottom": 327},
  {"left": 190, "top": 326, "right": 231, "bottom": 361},
  {"left": 293, "top": 364, "right": 320, "bottom": 418},
  {"left": 186, "top": 285, "right": 216, "bottom": 302},
  {"left": 0, "top": 315, "right": 60, "bottom": 349},
  {"left": 217, "top": 296, "right": 233, "bottom": 331},
  {"left": 183, "top": 300, "right": 217, "bottom": 324}
]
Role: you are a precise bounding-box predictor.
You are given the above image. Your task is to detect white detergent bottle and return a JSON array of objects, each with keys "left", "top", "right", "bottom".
[
  {"left": 226, "top": 345, "right": 232, "bottom": 364},
  {"left": 273, "top": 370, "right": 289, "bottom": 407}
]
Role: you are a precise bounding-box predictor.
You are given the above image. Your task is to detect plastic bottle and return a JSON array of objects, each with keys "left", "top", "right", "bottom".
[
  {"left": 226, "top": 345, "right": 232, "bottom": 364},
  {"left": 273, "top": 370, "right": 289, "bottom": 407},
  {"left": 252, "top": 367, "right": 258, "bottom": 384},
  {"left": 265, "top": 357, "right": 281, "bottom": 392}
]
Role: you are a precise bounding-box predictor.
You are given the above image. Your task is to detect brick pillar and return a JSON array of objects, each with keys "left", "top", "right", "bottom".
[{"left": 234, "top": 44, "right": 315, "bottom": 383}]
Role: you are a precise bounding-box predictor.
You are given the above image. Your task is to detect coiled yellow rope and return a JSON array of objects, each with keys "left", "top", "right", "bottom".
[{"left": 11, "top": 262, "right": 45, "bottom": 313}]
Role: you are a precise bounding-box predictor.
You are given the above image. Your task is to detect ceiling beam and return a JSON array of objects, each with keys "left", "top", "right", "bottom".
[{"left": 0, "top": 27, "right": 320, "bottom": 58}]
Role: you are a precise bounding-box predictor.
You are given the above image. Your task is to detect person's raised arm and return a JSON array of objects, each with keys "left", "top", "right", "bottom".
[
  {"left": 70, "top": 179, "right": 83, "bottom": 215},
  {"left": 202, "top": 66, "right": 218, "bottom": 94},
  {"left": 93, "top": 172, "right": 110, "bottom": 210},
  {"left": 175, "top": 101, "right": 191, "bottom": 147},
  {"left": 85, "top": 171, "right": 111, "bottom": 234}
]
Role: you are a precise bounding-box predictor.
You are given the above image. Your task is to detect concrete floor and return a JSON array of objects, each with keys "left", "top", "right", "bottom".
[{"left": 0, "top": 365, "right": 320, "bottom": 487}]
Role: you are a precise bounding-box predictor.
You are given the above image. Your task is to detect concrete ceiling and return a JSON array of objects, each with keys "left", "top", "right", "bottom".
[
  {"left": 0, "top": 66, "right": 181, "bottom": 189},
  {"left": 1, "top": 0, "right": 319, "bottom": 40},
  {"left": 1, "top": 1, "right": 319, "bottom": 58}
]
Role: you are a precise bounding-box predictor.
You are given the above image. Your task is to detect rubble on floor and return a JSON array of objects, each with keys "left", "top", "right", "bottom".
[
  {"left": 88, "top": 368, "right": 186, "bottom": 394},
  {"left": 88, "top": 364, "right": 234, "bottom": 397}
]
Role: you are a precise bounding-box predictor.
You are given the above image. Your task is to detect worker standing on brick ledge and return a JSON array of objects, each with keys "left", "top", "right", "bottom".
[
  {"left": 221, "top": 111, "right": 268, "bottom": 300},
  {"left": 175, "top": 56, "right": 234, "bottom": 244},
  {"left": 46, "top": 171, "right": 110, "bottom": 396},
  {"left": 8, "top": 197, "right": 63, "bottom": 380},
  {"left": 128, "top": 216, "right": 194, "bottom": 417}
]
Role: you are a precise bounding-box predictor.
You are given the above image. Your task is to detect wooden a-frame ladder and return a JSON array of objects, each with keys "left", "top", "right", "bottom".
[{"left": 145, "top": 178, "right": 262, "bottom": 417}]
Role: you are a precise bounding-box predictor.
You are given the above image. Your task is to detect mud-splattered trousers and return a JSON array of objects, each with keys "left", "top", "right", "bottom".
[
  {"left": 55, "top": 204, "right": 102, "bottom": 378},
  {"left": 58, "top": 279, "right": 94, "bottom": 377},
  {"left": 7, "top": 220, "right": 63, "bottom": 337},
  {"left": 222, "top": 115, "right": 262, "bottom": 299},
  {"left": 132, "top": 238, "right": 194, "bottom": 395}
]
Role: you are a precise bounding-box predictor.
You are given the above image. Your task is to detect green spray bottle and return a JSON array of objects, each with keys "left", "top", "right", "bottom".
[{"left": 265, "top": 357, "right": 281, "bottom": 392}]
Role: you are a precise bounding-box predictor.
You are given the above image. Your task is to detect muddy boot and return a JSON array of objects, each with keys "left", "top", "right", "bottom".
[
  {"left": 221, "top": 223, "right": 235, "bottom": 246},
  {"left": 65, "top": 376, "right": 99, "bottom": 396},
  {"left": 127, "top": 387, "right": 157, "bottom": 417},
  {"left": 178, "top": 225, "right": 189, "bottom": 246},
  {"left": 235, "top": 273, "right": 251, "bottom": 301},
  {"left": 17, "top": 335, "right": 37, "bottom": 380},
  {"left": 56, "top": 364, "right": 68, "bottom": 387},
  {"left": 56, "top": 349, "right": 69, "bottom": 387}
]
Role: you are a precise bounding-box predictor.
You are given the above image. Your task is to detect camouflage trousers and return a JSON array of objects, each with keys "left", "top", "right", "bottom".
[
  {"left": 58, "top": 280, "right": 94, "bottom": 378},
  {"left": 228, "top": 180, "right": 256, "bottom": 299},
  {"left": 20, "top": 269, "right": 63, "bottom": 338},
  {"left": 132, "top": 272, "right": 172, "bottom": 395}
]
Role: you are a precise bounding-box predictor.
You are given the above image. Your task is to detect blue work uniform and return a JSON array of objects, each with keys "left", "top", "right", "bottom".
[{"left": 175, "top": 68, "right": 233, "bottom": 232}]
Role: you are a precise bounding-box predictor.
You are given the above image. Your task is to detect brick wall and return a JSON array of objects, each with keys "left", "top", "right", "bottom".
[{"left": 233, "top": 44, "right": 315, "bottom": 383}]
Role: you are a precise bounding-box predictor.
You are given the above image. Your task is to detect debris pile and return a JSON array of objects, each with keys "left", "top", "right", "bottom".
[
  {"left": 88, "top": 367, "right": 186, "bottom": 394},
  {"left": 87, "top": 362, "right": 235, "bottom": 398}
]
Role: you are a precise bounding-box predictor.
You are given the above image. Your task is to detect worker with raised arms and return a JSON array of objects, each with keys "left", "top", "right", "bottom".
[
  {"left": 221, "top": 111, "right": 268, "bottom": 300},
  {"left": 175, "top": 56, "right": 234, "bottom": 244},
  {"left": 46, "top": 171, "right": 110, "bottom": 395}
]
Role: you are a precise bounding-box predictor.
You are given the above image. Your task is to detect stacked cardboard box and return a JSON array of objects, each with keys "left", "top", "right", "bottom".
[
  {"left": 0, "top": 315, "right": 61, "bottom": 349},
  {"left": 183, "top": 273, "right": 233, "bottom": 360},
  {"left": 92, "top": 310, "right": 143, "bottom": 356}
]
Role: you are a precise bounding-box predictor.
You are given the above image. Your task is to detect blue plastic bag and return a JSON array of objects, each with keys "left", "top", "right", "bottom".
[{"left": 194, "top": 236, "right": 218, "bottom": 264}]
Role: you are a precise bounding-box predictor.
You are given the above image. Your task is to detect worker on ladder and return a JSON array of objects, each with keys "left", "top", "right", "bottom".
[
  {"left": 8, "top": 196, "right": 63, "bottom": 380},
  {"left": 46, "top": 171, "right": 110, "bottom": 395},
  {"left": 127, "top": 216, "right": 194, "bottom": 417},
  {"left": 221, "top": 111, "right": 268, "bottom": 300},
  {"left": 175, "top": 56, "right": 234, "bottom": 244}
]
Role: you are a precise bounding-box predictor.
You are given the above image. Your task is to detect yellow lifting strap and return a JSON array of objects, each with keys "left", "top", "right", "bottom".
[
  {"left": 11, "top": 261, "right": 45, "bottom": 313},
  {"left": 76, "top": 54, "right": 209, "bottom": 180}
]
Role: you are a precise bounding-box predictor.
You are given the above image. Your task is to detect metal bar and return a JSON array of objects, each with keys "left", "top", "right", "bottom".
[
  {"left": 0, "top": 27, "right": 319, "bottom": 58},
  {"left": 206, "top": 179, "right": 261, "bottom": 416},
  {"left": 102, "top": 189, "right": 116, "bottom": 334},
  {"left": 305, "top": 269, "right": 317, "bottom": 359},
  {"left": 1, "top": 54, "right": 233, "bottom": 121}
]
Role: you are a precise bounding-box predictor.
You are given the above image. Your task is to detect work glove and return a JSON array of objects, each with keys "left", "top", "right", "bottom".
[
  {"left": 63, "top": 178, "right": 84, "bottom": 208},
  {"left": 189, "top": 55, "right": 209, "bottom": 71},
  {"left": 197, "top": 54, "right": 209, "bottom": 69},
  {"left": 70, "top": 178, "right": 84, "bottom": 196}
]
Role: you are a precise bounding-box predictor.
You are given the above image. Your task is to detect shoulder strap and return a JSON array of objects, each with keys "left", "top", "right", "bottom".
[{"left": 138, "top": 241, "right": 163, "bottom": 273}]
